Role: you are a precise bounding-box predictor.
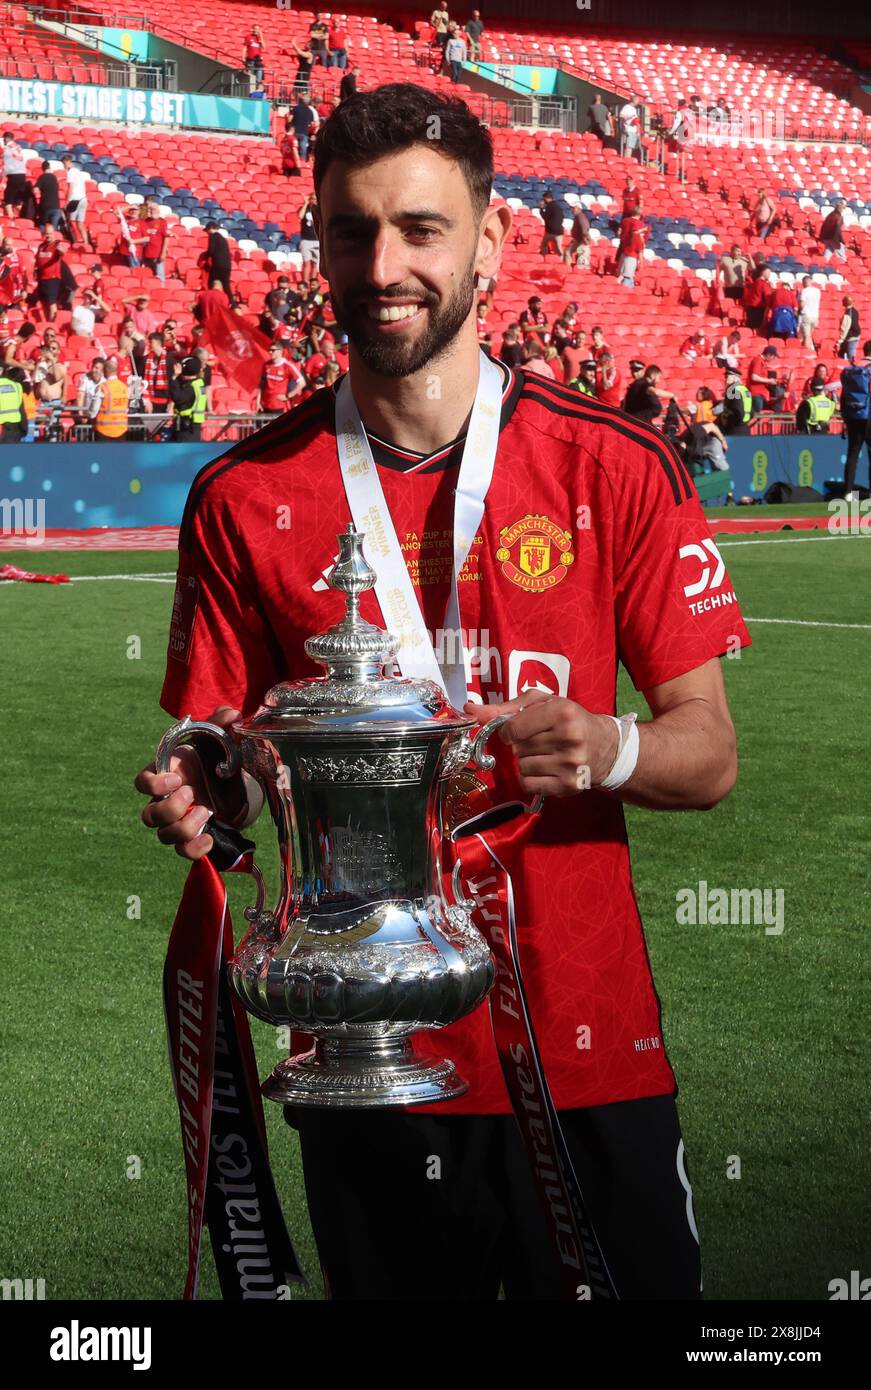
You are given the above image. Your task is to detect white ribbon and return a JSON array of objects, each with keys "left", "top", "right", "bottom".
[{"left": 335, "top": 349, "right": 503, "bottom": 708}]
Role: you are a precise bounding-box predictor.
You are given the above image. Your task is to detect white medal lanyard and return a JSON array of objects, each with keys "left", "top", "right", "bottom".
[{"left": 335, "top": 349, "right": 503, "bottom": 709}]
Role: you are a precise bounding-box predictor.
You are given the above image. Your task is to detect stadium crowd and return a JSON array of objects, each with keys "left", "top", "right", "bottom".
[
  {"left": 0, "top": 68, "right": 868, "bottom": 488},
  {"left": 0, "top": 137, "right": 353, "bottom": 443}
]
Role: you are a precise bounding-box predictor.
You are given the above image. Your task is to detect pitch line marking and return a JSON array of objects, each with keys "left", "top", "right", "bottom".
[
  {"left": 745, "top": 616, "right": 871, "bottom": 630},
  {"left": 71, "top": 573, "right": 176, "bottom": 582},
  {"left": 717, "top": 535, "right": 868, "bottom": 548},
  {"left": 1, "top": 573, "right": 175, "bottom": 585}
]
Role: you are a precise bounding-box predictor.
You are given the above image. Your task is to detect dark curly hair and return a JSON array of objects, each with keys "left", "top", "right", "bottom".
[{"left": 313, "top": 83, "right": 493, "bottom": 219}]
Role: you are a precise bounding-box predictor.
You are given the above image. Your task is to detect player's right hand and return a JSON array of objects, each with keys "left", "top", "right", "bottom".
[{"left": 135, "top": 706, "right": 242, "bottom": 861}]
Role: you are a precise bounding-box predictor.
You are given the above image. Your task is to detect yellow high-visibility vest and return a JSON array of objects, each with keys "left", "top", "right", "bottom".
[
  {"left": 174, "top": 378, "right": 207, "bottom": 424},
  {"left": 806, "top": 393, "right": 836, "bottom": 427},
  {"left": 0, "top": 377, "right": 23, "bottom": 424}
]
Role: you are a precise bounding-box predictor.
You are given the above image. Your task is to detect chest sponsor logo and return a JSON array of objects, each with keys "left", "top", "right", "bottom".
[
  {"left": 508, "top": 650, "right": 570, "bottom": 700},
  {"left": 496, "top": 513, "right": 574, "bottom": 593}
]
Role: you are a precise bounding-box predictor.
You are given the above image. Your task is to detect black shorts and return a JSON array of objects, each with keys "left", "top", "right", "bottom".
[
  {"left": 284, "top": 1092, "right": 702, "bottom": 1300},
  {"left": 37, "top": 278, "right": 61, "bottom": 305},
  {"left": 4, "top": 172, "right": 26, "bottom": 205}
]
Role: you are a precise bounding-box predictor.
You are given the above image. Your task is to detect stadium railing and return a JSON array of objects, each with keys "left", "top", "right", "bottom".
[
  {"left": 24, "top": 409, "right": 277, "bottom": 443},
  {"left": 20, "top": 409, "right": 839, "bottom": 445}
]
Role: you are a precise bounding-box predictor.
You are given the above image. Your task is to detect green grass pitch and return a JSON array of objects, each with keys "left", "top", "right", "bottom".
[{"left": 0, "top": 529, "right": 867, "bottom": 1301}]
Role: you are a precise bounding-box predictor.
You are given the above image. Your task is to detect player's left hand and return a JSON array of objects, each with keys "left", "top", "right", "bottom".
[{"left": 463, "top": 692, "right": 620, "bottom": 798}]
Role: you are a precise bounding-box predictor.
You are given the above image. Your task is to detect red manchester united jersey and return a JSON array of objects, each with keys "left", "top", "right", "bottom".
[{"left": 161, "top": 363, "right": 751, "bottom": 1114}]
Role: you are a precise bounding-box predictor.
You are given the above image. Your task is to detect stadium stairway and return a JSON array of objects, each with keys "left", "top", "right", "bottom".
[
  {"left": 53, "top": 0, "right": 506, "bottom": 120},
  {"left": 0, "top": 2, "right": 110, "bottom": 84}
]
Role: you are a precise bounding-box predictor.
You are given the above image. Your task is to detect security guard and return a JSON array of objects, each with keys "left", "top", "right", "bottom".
[
  {"left": 94, "top": 361, "right": 129, "bottom": 441},
  {"left": 0, "top": 365, "right": 27, "bottom": 443},
  {"left": 170, "top": 355, "right": 207, "bottom": 440},
  {"left": 568, "top": 358, "right": 599, "bottom": 398},
  {"left": 796, "top": 391, "right": 837, "bottom": 434},
  {"left": 720, "top": 368, "right": 754, "bottom": 435}
]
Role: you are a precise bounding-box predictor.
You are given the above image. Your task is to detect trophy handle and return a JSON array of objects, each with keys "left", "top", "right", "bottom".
[
  {"left": 468, "top": 714, "right": 545, "bottom": 815},
  {"left": 154, "top": 716, "right": 270, "bottom": 917}
]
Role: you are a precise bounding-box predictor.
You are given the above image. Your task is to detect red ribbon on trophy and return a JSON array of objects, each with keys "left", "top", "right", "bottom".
[
  {"left": 163, "top": 847, "right": 303, "bottom": 1301},
  {"left": 450, "top": 801, "right": 619, "bottom": 1301}
]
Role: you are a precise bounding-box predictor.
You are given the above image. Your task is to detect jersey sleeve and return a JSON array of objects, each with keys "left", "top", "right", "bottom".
[
  {"left": 611, "top": 439, "right": 751, "bottom": 692},
  {"left": 159, "top": 473, "right": 283, "bottom": 720}
]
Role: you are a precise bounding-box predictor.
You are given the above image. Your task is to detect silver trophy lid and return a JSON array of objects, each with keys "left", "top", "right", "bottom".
[{"left": 240, "top": 526, "right": 473, "bottom": 735}]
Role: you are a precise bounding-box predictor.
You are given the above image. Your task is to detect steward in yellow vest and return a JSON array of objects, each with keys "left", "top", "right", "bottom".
[
  {"left": 796, "top": 392, "right": 837, "bottom": 434},
  {"left": 0, "top": 367, "right": 27, "bottom": 442},
  {"left": 170, "top": 356, "right": 207, "bottom": 440}
]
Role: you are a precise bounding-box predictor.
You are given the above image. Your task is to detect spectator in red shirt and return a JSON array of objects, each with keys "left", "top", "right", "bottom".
[
  {"left": 561, "top": 331, "right": 587, "bottom": 383},
  {"left": 590, "top": 324, "right": 610, "bottom": 361},
  {"left": 621, "top": 175, "right": 642, "bottom": 220},
  {"left": 596, "top": 351, "right": 622, "bottom": 405},
  {"left": 33, "top": 227, "right": 65, "bottom": 323},
  {"left": 257, "top": 344, "right": 305, "bottom": 415},
  {"left": 742, "top": 268, "right": 773, "bottom": 332},
  {"left": 281, "top": 132, "right": 301, "bottom": 178},
  {"left": 135, "top": 211, "right": 169, "bottom": 283},
  {"left": 0, "top": 236, "right": 27, "bottom": 307},
  {"left": 619, "top": 212, "right": 645, "bottom": 252},
  {"left": 143, "top": 331, "right": 175, "bottom": 417},
  {"left": 117, "top": 320, "right": 147, "bottom": 376},
  {"left": 768, "top": 279, "right": 796, "bottom": 312},
  {"left": 679, "top": 330, "right": 708, "bottom": 360},
  {"left": 746, "top": 344, "right": 785, "bottom": 411},
  {"left": 327, "top": 18, "right": 350, "bottom": 69},
  {"left": 2, "top": 320, "right": 37, "bottom": 370},
  {"left": 544, "top": 345, "right": 564, "bottom": 382},
  {"left": 260, "top": 307, "right": 296, "bottom": 347},
  {"left": 519, "top": 296, "right": 549, "bottom": 348},
  {"left": 242, "top": 25, "right": 265, "bottom": 84},
  {"left": 192, "top": 281, "right": 230, "bottom": 324},
  {"left": 303, "top": 349, "right": 329, "bottom": 386},
  {"left": 766, "top": 277, "right": 798, "bottom": 339}
]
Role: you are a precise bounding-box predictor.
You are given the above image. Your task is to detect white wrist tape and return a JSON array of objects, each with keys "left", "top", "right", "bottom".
[{"left": 599, "top": 713, "right": 640, "bottom": 791}]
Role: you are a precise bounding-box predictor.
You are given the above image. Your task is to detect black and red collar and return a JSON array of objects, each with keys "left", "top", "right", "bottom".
[{"left": 329, "top": 357, "right": 523, "bottom": 474}]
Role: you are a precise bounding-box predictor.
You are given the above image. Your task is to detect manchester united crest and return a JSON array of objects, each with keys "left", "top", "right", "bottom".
[{"left": 495, "top": 514, "right": 574, "bottom": 593}]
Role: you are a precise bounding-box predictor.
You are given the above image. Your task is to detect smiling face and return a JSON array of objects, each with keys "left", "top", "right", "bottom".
[{"left": 315, "top": 144, "right": 496, "bottom": 378}]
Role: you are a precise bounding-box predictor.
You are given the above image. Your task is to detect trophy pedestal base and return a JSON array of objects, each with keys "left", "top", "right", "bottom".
[{"left": 261, "top": 1035, "right": 468, "bottom": 1108}]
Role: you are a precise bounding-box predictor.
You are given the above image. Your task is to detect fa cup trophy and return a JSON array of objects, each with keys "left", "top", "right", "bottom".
[{"left": 155, "top": 525, "right": 516, "bottom": 1108}]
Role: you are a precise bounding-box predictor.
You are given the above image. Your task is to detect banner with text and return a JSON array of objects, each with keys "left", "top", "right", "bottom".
[{"left": 0, "top": 78, "right": 270, "bottom": 134}]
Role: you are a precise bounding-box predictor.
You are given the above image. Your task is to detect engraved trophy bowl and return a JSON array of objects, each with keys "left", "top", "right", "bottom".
[{"left": 155, "top": 525, "right": 518, "bottom": 1108}]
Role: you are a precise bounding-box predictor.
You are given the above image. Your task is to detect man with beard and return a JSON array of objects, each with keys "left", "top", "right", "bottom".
[{"left": 137, "top": 84, "right": 748, "bottom": 1302}]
